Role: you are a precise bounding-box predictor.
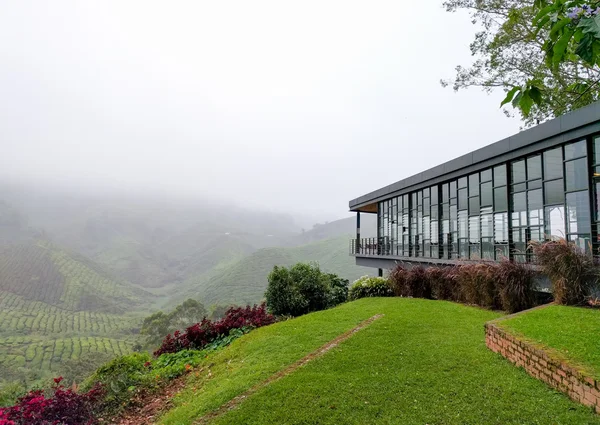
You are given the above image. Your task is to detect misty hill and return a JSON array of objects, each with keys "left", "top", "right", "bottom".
[
  {"left": 170, "top": 235, "right": 373, "bottom": 307},
  {"left": 0, "top": 240, "right": 152, "bottom": 314}
]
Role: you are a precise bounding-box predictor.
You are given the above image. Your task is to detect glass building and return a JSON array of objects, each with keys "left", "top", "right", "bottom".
[{"left": 349, "top": 102, "right": 600, "bottom": 272}]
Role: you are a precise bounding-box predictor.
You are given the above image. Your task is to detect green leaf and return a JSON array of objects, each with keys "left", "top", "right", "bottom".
[
  {"left": 529, "top": 86, "right": 543, "bottom": 104},
  {"left": 553, "top": 28, "right": 574, "bottom": 66},
  {"left": 512, "top": 92, "right": 523, "bottom": 108},
  {"left": 575, "top": 33, "right": 595, "bottom": 63},
  {"left": 534, "top": 4, "right": 556, "bottom": 26},
  {"left": 550, "top": 18, "right": 571, "bottom": 39},
  {"left": 519, "top": 91, "right": 534, "bottom": 116},
  {"left": 501, "top": 87, "right": 520, "bottom": 107},
  {"left": 578, "top": 16, "right": 600, "bottom": 39}
]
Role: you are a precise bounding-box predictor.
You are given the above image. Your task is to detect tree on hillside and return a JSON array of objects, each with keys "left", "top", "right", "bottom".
[
  {"left": 140, "top": 299, "right": 207, "bottom": 347},
  {"left": 442, "top": 0, "right": 600, "bottom": 126}
]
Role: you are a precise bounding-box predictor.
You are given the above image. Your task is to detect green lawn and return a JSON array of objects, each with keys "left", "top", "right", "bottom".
[
  {"left": 159, "top": 298, "right": 600, "bottom": 425},
  {"left": 498, "top": 304, "right": 600, "bottom": 380}
]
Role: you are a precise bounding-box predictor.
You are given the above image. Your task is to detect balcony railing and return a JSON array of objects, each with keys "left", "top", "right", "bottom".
[{"left": 350, "top": 238, "right": 394, "bottom": 256}]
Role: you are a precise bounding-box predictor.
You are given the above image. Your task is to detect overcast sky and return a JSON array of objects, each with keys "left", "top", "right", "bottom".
[{"left": 0, "top": 1, "right": 522, "bottom": 222}]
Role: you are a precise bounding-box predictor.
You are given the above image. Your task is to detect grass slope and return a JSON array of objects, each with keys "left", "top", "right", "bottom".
[
  {"left": 499, "top": 305, "right": 600, "bottom": 380},
  {"left": 160, "top": 299, "right": 600, "bottom": 425},
  {"left": 177, "top": 236, "right": 373, "bottom": 307}
]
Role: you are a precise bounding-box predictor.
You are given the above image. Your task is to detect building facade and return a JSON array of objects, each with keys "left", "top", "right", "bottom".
[{"left": 349, "top": 102, "right": 600, "bottom": 272}]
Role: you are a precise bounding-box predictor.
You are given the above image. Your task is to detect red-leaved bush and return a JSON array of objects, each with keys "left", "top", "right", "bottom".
[
  {"left": 154, "top": 302, "right": 276, "bottom": 356},
  {"left": 0, "top": 377, "right": 103, "bottom": 425}
]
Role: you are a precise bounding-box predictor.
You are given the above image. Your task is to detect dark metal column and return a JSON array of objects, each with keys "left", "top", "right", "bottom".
[{"left": 356, "top": 212, "right": 361, "bottom": 254}]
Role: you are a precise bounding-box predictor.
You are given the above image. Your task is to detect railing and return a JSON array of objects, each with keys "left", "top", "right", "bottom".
[{"left": 350, "top": 238, "right": 393, "bottom": 256}]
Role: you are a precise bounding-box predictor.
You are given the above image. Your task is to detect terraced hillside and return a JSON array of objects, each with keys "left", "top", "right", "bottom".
[
  {"left": 0, "top": 240, "right": 152, "bottom": 388},
  {"left": 0, "top": 241, "right": 151, "bottom": 313}
]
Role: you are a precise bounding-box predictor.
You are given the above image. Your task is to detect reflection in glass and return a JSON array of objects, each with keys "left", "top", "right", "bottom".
[
  {"left": 565, "top": 158, "right": 588, "bottom": 191},
  {"left": 566, "top": 191, "right": 591, "bottom": 234},
  {"left": 512, "top": 160, "right": 526, "bottom": 183},
  {"left": 544, "top": 206, "right": 565, "bottom": 240},
  {"left": 494, "top": 165, "right": 507, "bottom": 187},
  {"left": 564, "top": 140, "right": 586, "bottom": 160},
  {"left": 494, "top": 187, "right": 508, "bottom": 211},
  {"left": 544, "top": 180, "right": 564, "bottom": 205},
  {"left": 481, "top": 182, "right": 493, "bottom": 206},
  {"left": 494, "top": 213, "right": 508, "bottom": 243},
  {"left": 543, "top": 147, "right": 563, "bottom": 180},
  {"left": 527, "top": 155, "right": 542, "bottom": 180}
]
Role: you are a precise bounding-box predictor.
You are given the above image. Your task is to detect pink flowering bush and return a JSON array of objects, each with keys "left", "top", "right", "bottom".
[
  {"left": 0, "top": 377, "right": 103, "bottom": 425},
  {"left": 154, "top": 302, "right": 276, "bottom": 356}
]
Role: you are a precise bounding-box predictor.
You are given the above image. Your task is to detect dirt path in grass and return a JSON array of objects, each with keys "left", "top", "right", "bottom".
[{"left": 193, "top": 313, "right": 384, "bottom": 425}]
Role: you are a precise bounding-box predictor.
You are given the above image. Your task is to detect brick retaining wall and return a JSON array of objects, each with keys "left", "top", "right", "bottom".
[{"left": 485, "top": 321, "right": 600, "bottom": 413}]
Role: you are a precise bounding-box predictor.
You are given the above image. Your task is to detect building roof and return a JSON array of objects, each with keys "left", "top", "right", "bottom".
[{"left": 349, "top": 101, "right": 600, "bottom": 212}]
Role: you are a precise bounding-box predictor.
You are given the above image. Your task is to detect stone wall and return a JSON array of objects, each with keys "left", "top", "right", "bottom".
[{"left": 485, "top": 321, "right": 600, "bottom": 413}]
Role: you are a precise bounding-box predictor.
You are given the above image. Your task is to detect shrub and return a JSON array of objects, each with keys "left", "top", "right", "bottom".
[
  {"left": 0, "top": 377, "right": 103, "bottom": 425},
  {"left": 427, "top": 267, "right": 456, "bottom": 301},
  {"left": 389, "top": 265, "right": 433, "bottom": 299},
  {"left": 83, "top": 352, "right": 151, "bottom": 413},
  {"left": 495, "top": 260, "right": 536, "bottom": 313},
  {"left": 265, "top": 263, "right": 348, "bottom": 316},
  {"left": 455, "top": 263, "right": 499, "bottom": 309},
  {"left": 154, "top": 303, "right": 275, "bottom": 356},
  {"left": 326, "top": 274, "right": 350, "bottom": 306},
  {"left": 348, "top": 276, "right": 393, "bottom": 300},
  {"left": 533, "top": 239, "right": 599, "bottom": 305}
]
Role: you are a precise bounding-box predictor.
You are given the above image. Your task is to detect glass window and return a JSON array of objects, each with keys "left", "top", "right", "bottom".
[
  {"left": 469, "top": 196, "right": 480, "bottom": 216},
  {"left": 544, "top": 148, "right": 563, "bottom": 180},
  {"left": 512, "top": 183, "right": 526, "bottom": 193},
  {"left": 481, "top": 169, "right": 492, "bottom": 182},
  {"left": 565, "top": 158, "right": 588, "bottom": 191},
  {"left": 512, "top": 192, "right": 527, "bottom": 228},
  {"left": 594, "top": 136, "right": 600, "bottom": 165},
  {"left": 596, "top": 181, "right": 600, "bottom": 221},
  {"left": 512, "top": 160, "right": 526, "bottom": 183},
  {"left": 442, "top": 184, "right": 449, "bottom": 202},
  {"left": 481, "top": 238, "right": 494, "bottom": 260},
  {"left": 494, "top": 213, "right": 508, "bottom": 243},
  {"left": 469, "top": 174, "right": 480, "bottom": 196},
  {"left": 494, "top": 187, "right": 508, "bottom": 211},
  {"left": 528, "top": 179, "right": 542, "bottom": 190},
  {"left": 481, "top": 212, "right": 493, "bottom": 238},
  {"left": 458, "top": 210, "right": 468, "bottom": 238},
  {"left": 544, "top": 206, "right": 565, "bottom": 240},
  {"left": 544, "top": 179, "right": 564, "bottom": 205},
  {"left": 564, "top": 140, "right": 586, "bottom": 160},
  {"left": 430, "top": 186, "right": 438, "bottom": 204},
  {"left": 481, "top": 182, "right": 493, "bottom": 206},
  {"left": 528, "top": 189, "right": 543, "bottom": 226},
  {"left": 469, "top": 216, "right": 480, "bottom": 243},
  {"left": 569, "top": 234, "right": 592, "bottom": 253},
  {"left": 527, "top": 155, "right": 542, "bottom": 180},
  {"left": 458, "top": 188, "right": 468, "bottom": 211},
  {"left": 566, "top": 191, "right": 591, "bottom": 234},
  {"left": 458, "top": 177, "right": 467, "bottom": 189},
  {"left": 450, "top": 181, "right": 457, "bottom": 198},
  {"left": 494, "top": 165, "right": 507, "bottom": 187}
]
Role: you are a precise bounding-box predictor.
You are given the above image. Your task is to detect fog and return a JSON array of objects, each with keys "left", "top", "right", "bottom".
[{"left": 0, "top": 0, "right": 521, "bottom": 222}]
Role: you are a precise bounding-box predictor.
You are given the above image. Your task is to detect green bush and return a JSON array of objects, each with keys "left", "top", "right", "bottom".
[
  {"left": 265, "top": 263, "right": 348, "bottom": 316},
  {"left": 533, "top": 239, "right": 599, "bottom": 306},
  {"left": 0, "top": 382, "right": 25, "bottom": 408},
  {"left": 348, "top": 276, "right": 393, "bottom": 300}
]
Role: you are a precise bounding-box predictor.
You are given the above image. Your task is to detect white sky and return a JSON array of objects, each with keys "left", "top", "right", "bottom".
[{"left": 0, "top": 0, "right": 521, "bottom": 221}]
